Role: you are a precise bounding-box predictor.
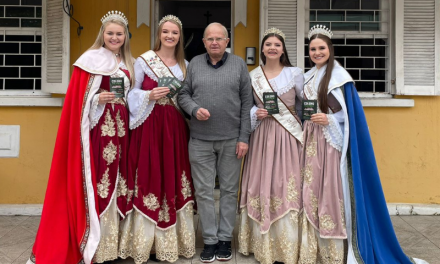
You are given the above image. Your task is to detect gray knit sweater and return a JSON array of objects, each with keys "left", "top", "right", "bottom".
[{"left": 178, "top": 53, "right": 253, "bottom": 143}]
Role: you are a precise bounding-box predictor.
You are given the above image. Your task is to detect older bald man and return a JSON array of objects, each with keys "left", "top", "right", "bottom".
[{"left": 178, "top": 22, "right": 253, "bottom": 263}]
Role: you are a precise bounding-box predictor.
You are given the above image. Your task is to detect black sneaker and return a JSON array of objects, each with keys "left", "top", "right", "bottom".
[
  {"left": 216, "top": 240, "right": 232, "bottom": 261},
  {"left": 200, "top": 243, "right": 217, "bottom": 263}
]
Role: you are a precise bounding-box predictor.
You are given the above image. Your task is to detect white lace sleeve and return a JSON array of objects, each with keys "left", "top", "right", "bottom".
[
  {"left": 89, "top": 93, "right": 105, "bottom": 129},
  {"left": 128, "top": 58, "right": 156, "bottom": 129},
  {"left": 250, "top": 105, "right": 261, "bottom": 132}
]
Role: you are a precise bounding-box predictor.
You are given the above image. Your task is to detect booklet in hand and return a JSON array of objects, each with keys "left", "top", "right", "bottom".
[
  {"left": 109, "top": 77, "right": 125, "bottom": 98},
  {"left": 263, "top": 92, "right": 279, "bottom": 115},
  {"left": 302, "top": 100, "right": 317, "bottom": 120}
]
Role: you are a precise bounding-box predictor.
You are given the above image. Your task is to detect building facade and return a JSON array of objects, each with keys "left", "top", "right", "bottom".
[{"left": 0, "top": 0, "right": 439, "bottom": 208}]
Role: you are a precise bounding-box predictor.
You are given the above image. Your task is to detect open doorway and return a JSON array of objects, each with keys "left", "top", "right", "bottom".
[{"left": 157, "top": 0, "right": 232, "bottom": 61}]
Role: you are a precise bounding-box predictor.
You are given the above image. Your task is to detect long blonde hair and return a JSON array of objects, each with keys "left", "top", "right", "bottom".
[
  {"left": 153, "top": 20, "right": 187, "bottom": 78},
  {"left": 90, "top": 19, "right": 135, "bottom": 85}
]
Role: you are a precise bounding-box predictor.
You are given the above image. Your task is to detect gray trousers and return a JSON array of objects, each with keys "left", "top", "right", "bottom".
[{"left": 188, "top": 137, "right": 241, "bottom": 245}]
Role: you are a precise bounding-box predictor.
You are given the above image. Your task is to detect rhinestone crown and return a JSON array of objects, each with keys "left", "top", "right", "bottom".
[
  {"left": 264, "top": 27, "right": 286, "bottom": 40},
  {"left": 308, "top": 24, "right": 333, "bottom": 40},
  {"left": 159, "top": 15, "right": 182, "bottom": 28},
  {"left": 101, "top": 10, "right": 128, "bottom": 26}
]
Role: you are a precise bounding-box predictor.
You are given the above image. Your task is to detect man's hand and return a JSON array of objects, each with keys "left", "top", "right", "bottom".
[
  {"left": 196, "top": 108, "right": 211, "bottom": 121},
  {"left": 236, "top": 142, "right": 248, "bottom": 159}
]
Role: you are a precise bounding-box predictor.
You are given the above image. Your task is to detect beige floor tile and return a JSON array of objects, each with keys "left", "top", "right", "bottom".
[
  {"left": 0, "top": 251, "right": 13, "bottom": 264},
  {"left": 234, "top": 252, "right": 259, "bottom": 264},
  {"left": 11, "top": 247, "right": 32, "bottom": 264},
  {"left": 0, "top": 241, "right": 32, "bottom": 263},
  {"left": 0, "top": 226, "right": 35, "bottom": 248}
]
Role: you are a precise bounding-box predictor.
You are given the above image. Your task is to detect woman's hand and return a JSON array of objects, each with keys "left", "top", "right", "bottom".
[
  {"left": 256, "top": 108, "right": 268, "bottom": 120},
  {"left": 310, "top": 113, "right": 329, "bottom": 125},
  {"left": 98, "top": 91, "right": 116, "bottom": 105},
  {"left": 149, "top": 87, "right": 170, "bottom": 100}
]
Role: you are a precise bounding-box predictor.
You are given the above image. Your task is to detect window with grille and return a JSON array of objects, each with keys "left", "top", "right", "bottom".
[
  {"left": 305, "top": 0, "right": 390, "bottom": 93},
  {"left": 0, "top": 0, "right": 42, "bottom": 91}
]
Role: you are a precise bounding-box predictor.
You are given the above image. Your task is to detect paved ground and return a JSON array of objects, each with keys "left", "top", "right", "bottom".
[{"left": 0, "top": 214, "right": 439, "bottom": 264}]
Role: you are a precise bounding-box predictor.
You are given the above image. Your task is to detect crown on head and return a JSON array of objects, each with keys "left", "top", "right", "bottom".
[
  {"left": 264, "top": 27, "right": 286, "bottom": 40},
  {"left": 159, "top": 15, "right": 182, "bottom": 28},
  {"left": 101, "top": 10, "right": 128, "bottom": 26},
  {"left": 308, "top": 24, "right": 333, "bottom": 40}
]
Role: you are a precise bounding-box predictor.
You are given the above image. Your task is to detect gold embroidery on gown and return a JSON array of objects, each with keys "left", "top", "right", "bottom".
[
  {"left": 158, "top": 194, "right": 170, "bottom": 223},
  {"left": 97, "top": 167, "right": 111, "bottom": 198},
  {"left": 117, "top": 173, "right": 128, "bottom": 197},
  {"left": 180, "top": 170, "right": 192, "bottom": 199},
  {"left": 115, "top": 110, "right": 126, "bottom": 137},
  {"left": 269, "top": 196, "right": 283, "bottom": 213},
  {"left": 286, "top": 172, "right": 299, "bottom": 203},
  {"left": 101, "top": 109, "right": 116, "bottom": 137},
  {"left": 319, "top": 215, "right": 336, "bottom": 231},
  {"left": 143, "top": 193, "right": 160, "bottom": 211},
  {"left": 103, "top": 140, "right": 117, "bottom": 165}
]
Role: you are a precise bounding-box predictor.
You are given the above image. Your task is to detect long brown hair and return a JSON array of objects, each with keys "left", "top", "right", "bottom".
[
  {"left": 153, "top": 20, "right": 187, "bottom": 78},
  {"left": 90, "top": 20, "right": 135, "bottom": 85},
  {"left": 308, "top": 34, "right": 334, "bottom": 114},
  {"left": 260, "top": 34, "right": 292, "bottom": 67}
]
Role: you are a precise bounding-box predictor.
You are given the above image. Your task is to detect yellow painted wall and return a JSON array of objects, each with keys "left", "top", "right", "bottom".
[{"left": 1, "top": 0, "right": 439, "bottom": 205}]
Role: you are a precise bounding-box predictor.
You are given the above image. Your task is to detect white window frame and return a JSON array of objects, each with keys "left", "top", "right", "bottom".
[{"left": 0, "top": 0, "right": 66, "bottom": 107}]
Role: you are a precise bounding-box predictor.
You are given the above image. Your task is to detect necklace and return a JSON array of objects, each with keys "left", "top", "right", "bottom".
[{"left": 115, "top": 53, "right": 120, "bottom": 57}]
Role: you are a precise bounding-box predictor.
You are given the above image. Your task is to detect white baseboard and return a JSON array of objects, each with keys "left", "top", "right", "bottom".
[
  {"left": 0, "top": 203, "right": 439, "bottom": 216},
  {"left": 0, "top": 204, "right": 42, "bottom": 215},
  {"left": 387, "top": 203, "right": 440, "bottom": 216}
]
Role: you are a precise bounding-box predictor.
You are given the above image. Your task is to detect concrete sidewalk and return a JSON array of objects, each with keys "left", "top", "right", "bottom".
[{"left": 0, "top": 214, "right": 439, "bottom": 264}]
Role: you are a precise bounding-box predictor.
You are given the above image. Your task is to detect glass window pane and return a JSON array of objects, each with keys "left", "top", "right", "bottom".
[
  {"left": 355, "top": 81, "right": 373, "bottom": 92},
  {"left": 375, "top": 11, "right": 380, "bottom": 21},
  {"left": 361, "top": 0, "right": 379, "bottom": 9},
  {"left": 375, "top": 58, "right": 386, "bottom": 68},
  {"left": 347, "top": 11, "right": 374, "bottom": 21},
  {"left": 310, "top": 11, "right": 316, "bottom": 21},
  {"left": 0, "top": 0, "right": 20, "bottom": 5},
  {"left": 5, "top": 55, "right": 34, "bottom": 65},
  {"left": 0, "top": 7, "right": 4, "bottom": 17},
  {"left": 0, "top": 43, "right": 19, "bottom": 53},
  {"left": 361, "top": 70, "right": 386, "bottom": 80},
  {"left": 0, "top": 18, "right": 19, "bottom": 27},
  {"left": 347, "top": 69, "right": 359, "bottom": 79},
  {"left": 331, "top": 38, "right": 345, "bottom": 44},
  {"left": 361, "top": 23, "right": 380, "bottom": 31},
  {"left": 0, "top": 55, "right": 3, "bottom": 65},
  {"left": 310, "top": 0, "right": 330, "bottom": 9},
  {"left": 6, "top": 7, "right": 34, "bottom": 17},
  {"left": 317, "top": 11, "right": 345, "bottom": 21},
  {"left": 375, "top": 82, "right": 386, "bottom": 92},
  {"left": 331, "top": 0, "right": 359, "bottom": 9},
  {"left": 375, "top": 39, "right": 387, "bottom": 45},
  {"left": 21, "top": 67, "right": 41, "bottom": 77},
  {"left": 334, "top": 46, "right": 359, "bottom": 56},
  {"left": 346, "top": 58, "right": 374, "bottom": 68},
  {"left": 304, "top": 57, "right": 311, "bottom": 68},
  {"left": 5, "top": 35, "right": 34, "bottom": 41},
  {"left": 5, "top": 79, "right": 34, "bottom": 89},
  {"left": 36, "top": 55, "right": 41, "bottom": 65},
  {"left": 0, "top": 67, "right": 19, "bottom": 77},
  {"left": 361, "top": 46, "right": 385, "bottom": 57},
  {"left": 21, "top": 18, "right": 41, "bottom": 27},
  {"left": 346, "top": 38, "right": 373, "bottom": 44},
  {"left": 21, "top": 43, "right": 41, "bottom": 53},
  {"left": 332, "top": 22, "right": 359, "bottom": 31},
  {"left": 36, "top": 7, "right": 41, "bottom": 18},
  {"left": 35, "top": 79, "right": 41, "bottom": 90},
  {"left": 21, "top": 0, "right": 42, "bottom": 5}
]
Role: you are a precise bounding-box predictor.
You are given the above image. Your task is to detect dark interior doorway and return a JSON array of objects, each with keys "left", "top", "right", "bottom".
[{"left": 159, "top": 1, "right": 232, "bottom": 62}]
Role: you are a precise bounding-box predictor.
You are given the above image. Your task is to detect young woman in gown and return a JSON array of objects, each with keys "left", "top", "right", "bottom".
[
  {"left": 299, "top": 24, "right": 428, "bottom": 264},
  {"left": 118, "top": 15, "right": 196, "bottom": 264},
  {"left": 238, "top": 28, "right": 304, "bottom": 264},
  {"left": 27, "top": 11, "right": 134, "bottom": 264}
]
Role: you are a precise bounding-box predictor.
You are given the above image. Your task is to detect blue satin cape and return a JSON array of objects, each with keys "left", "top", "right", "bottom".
[{"left": 344, "top": 82, "right": 414, "bottom": 264}]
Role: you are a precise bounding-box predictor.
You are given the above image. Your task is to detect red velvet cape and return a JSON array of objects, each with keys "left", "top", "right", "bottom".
[{"left": 30, "top": 67, "right": 99, "bottom": 264}]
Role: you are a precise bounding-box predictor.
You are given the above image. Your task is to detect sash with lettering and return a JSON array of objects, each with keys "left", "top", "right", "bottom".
[
  {"left": 250, "top": 66, "right": 303, "bottom": 145},
  {"left": 140, "top": 50, "right": 184, "bottom": 115}
]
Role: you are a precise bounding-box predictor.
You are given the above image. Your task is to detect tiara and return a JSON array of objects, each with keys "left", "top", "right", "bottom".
[
  {"left": 101, "top": 10, "right": 128, "bottom": 26},
  {"left": 308, "top": 24, "right": 333, "bottom": 40},
  {"left": 159, "top": 15, "right": 182, "bottom": 28},
  {"left": 264, "top": 27, "right": 286, "bottom": 40}
]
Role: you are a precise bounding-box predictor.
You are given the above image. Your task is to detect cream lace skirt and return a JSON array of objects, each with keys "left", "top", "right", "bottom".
[{"left": 118, "top": 202, "right": 196, "bottom": 264}]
